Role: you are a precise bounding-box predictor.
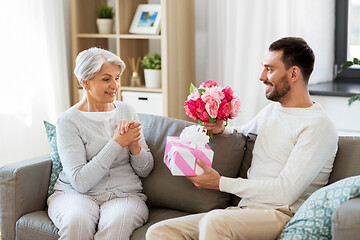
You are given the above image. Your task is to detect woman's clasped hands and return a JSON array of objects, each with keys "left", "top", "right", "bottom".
[{"left": 113, "top": 120, "right": 142, "bottom": 154}]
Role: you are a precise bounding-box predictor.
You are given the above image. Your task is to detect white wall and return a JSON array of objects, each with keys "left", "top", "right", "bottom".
[
  {"left": 194, "top": 1, "right": 360, "bottom": 135},
  {"left": 0, "top": 0, "right": 72, "bottom": 167},
  {"left": 194, "top": 0, "right": 208, "bottom": 85},
  {"left": 311, "top": 95, "right": 360, "bottom": 136}
]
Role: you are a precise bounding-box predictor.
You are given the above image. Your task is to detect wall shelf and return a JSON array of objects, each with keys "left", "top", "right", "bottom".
[{"left": 71, "top": 0, "right": 195, "bottom": 119}]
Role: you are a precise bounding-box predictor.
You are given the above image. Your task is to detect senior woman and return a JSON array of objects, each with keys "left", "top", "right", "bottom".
[{"left": 47, "top": 47, "right": 154, "bottom": 240}]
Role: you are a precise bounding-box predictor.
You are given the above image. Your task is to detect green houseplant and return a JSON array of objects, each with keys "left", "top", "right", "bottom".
[
  {"left": 96, "top": 4, "right": 114, "bottom": 34},
  {"left": 97, "top": 3, "right": 114, "bottom": 19},
  {"left": 141, "top": 54, "right": 161, "bottom": 88},
  {"left": 338, "top": 57, "right": 360, "bottom": 106},
  {"left": 141, "top": 54, "right": 161, "bottom": 70}
]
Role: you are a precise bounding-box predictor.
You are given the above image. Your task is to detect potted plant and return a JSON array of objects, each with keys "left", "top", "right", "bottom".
[
  {"left": 141, "top": 53, "right": 161, "bottom": 88},
  {"left": 338, "top": 57, "right": 360, "bottom": 106},
  {"left": 96, "top": 3, "right": 114, "bottom": 34}
]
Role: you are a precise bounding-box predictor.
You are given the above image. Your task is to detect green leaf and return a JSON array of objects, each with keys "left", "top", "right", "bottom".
[
  {"left": 141, "top": 53, "right": 161, "bottom": 69},
  {"left": 189, "top": 83, "right": 197, "bottom": 94},
  {"left": 208, "top": 114, "right": 215, "bottom": 123},
  {"left": 98, "top": 3, "right": 113, "bottom": 18},
  {"left": 338, "top": 61, "right": 354, "bottom": 73},
  {"left": 348, "top": 94, "right": 360, "bottom": 106},
  {"left": 197, "top": 119, "right": 203, "bottom": 125},
  {"left": 338, "top": 57, "right": 360, "bottom": 73},
  {"left": 198, "top": 88, "right": 206, "bottom": 95}
]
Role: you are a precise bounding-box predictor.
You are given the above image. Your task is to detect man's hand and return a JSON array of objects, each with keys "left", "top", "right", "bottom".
[
  {"left": 203, "top": 120, "right": 225, "bottom": 134},
  {"left": 187, "top": 159, "right": 221, "bottom": 190}
]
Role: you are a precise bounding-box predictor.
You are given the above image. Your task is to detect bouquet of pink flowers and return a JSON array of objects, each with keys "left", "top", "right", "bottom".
[{"left": 184, "top": 80, "right": 241, "bottom": 140}]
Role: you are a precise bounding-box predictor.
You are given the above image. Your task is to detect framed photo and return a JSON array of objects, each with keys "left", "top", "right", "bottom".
[{"left": 129, "top": 4, "right": 161, "bottom": 35}]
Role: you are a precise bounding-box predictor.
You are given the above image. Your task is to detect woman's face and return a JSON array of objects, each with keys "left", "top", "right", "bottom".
[{"left": 85, "top": 62, "right": 120, "bottom": 104}]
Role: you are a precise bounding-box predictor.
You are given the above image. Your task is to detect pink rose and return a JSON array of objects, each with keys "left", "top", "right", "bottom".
[
  {"left": 184, "top": 100, "right": 197, "bottom": 120},
  {"left": 201, "top": 86, "right": 223, "bottom": 119},
  {"left": 195, "top": 98, "right": 209, "bottom": 122},
  {"left": 187, "top": 88, "right": 200, "bottom": 101},
  {"left": 201, "top": 86, "right": 224, "bottom": 102},
  {"left": 204, "top": 98, "right": 220, "bottom": 119},
  {"left": 230, "top": 97, "right": 241, "bottom": 117},
  {"left": 222, "top": 86, "right": 234, "bottom": 102},
  {"left": 199, "top": 80, "right": 218, "bottom": 89},
  {"left": 218, "top": 99, "right": 232, "bottom": 121},
  {"left": 185, "top": 81, "right": 241, "bottom": 125}
]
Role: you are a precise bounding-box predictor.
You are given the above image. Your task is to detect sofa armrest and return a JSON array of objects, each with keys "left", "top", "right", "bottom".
[
  {"left": 331, "top": 196, "right": 360, "bottom": 240},
  {"left": 0, "top": 154, "right": 52, "bottom": 240}
]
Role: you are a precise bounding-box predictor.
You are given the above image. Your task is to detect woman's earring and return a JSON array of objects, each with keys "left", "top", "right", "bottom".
[{"left": 81, "top": 79, "right": 89, "bottom": 91}]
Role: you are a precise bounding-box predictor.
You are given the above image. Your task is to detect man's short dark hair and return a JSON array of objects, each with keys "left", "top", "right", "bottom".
[{"left": 269, "top": 37, "right": 315, "bottom": 82}]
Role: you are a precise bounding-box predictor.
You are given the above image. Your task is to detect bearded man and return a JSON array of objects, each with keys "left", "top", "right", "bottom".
[{"left": 146, "top": 37, "right": 338, "bottom": 240}]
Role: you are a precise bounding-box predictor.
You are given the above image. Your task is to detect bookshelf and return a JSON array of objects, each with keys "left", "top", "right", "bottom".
[{"left": 71, "top": 0, "right": 195, "bottom": 120}]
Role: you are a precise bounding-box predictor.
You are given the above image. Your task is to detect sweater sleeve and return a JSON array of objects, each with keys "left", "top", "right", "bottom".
[
  {"left": 57, "top": 115, "right": 126, "bottom": 193},
  {"left": 225, "top": 104, "right": 270, "bottom": 136},
  {"left": 219, "top": 118, "right": 338, "bottom": 206},
  {"left": 130, "top": 132, "right": 154, "bottom": 178},
  {"left": 228, "top": 114, "right": 259, "bottom": 136},
  {"left": 125, "top": 105, "right": 154, "bottom": 178}
]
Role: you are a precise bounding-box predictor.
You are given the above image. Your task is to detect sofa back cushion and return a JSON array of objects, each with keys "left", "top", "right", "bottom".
[
  {"left": 230, "top": 132, "right": 256, "bottom": 206},
  {"left": 43, "top": 121, "right": 63, "bottom": 197},
  {"left": 328, "top": 136, "right": 360, "bottom": 185},
  {"left": 279, "top": 175, "right": 360, "bottom": 240},
  {"left": 139, "top": 114, "right": 246, "bottom": 213}
]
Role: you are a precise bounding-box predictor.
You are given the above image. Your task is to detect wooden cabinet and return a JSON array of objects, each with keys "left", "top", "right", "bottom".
[{"left": 71, "top": 0, "right": 195, "bottom": 120}]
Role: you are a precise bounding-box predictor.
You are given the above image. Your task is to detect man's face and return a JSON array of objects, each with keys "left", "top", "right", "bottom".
[{"left": 260, "top": 50, "right": 291, "bottom": 103}]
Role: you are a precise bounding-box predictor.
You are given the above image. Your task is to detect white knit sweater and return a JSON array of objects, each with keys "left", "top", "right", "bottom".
[
  {"left": 220, "top": 102, "right": 338, "bottom": 211},
  {"left": 54, "top": 101, "right": 154, "bottom": 198}
]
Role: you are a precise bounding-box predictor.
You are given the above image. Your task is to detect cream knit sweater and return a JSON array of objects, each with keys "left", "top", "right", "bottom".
[
  {"left": 220, "top": 102, "right": 338, "bottom": 211},
  {"left": 54, "top": 101, "right": 154, "bottom": 198}
]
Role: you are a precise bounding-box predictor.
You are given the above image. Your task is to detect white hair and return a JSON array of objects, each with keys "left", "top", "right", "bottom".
[{"left": 74, "top": 47, "right": 126, "bottom": 86}]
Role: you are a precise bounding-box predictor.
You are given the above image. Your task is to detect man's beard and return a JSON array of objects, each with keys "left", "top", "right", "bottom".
[{"left": 266, "top": 74, "right": 291, "bottom": 103}]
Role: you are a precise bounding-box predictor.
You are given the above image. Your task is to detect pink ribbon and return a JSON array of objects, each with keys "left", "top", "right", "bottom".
[{"left": 164, "top": 138, "right": 212, "bottom": 176}]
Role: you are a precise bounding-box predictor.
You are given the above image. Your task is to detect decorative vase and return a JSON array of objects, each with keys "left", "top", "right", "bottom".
[
  {"left": 130, "top": 71, "right": 141, "bottom": 87},
  {"left": 144, "top": 69, "right": 161, "bottom": 88},
  {"left": 96, "top": 18, "right": 113, "bottom": 34}
]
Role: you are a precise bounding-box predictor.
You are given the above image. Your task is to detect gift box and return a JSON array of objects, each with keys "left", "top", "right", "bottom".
[{"left": 163, "top": 125, "right": 214, "bottom": 176}]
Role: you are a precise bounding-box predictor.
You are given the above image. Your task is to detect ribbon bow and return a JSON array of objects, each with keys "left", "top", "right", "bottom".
[{"left": 179, "top": 125, "right": 209, "bottom": 149}]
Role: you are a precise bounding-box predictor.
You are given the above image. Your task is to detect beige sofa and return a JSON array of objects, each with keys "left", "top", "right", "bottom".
[{"left": 1, "top": 114, "right": 360, "bottom": 240}]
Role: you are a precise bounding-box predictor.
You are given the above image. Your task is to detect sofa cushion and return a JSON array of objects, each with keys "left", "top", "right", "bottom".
[
  {"left": 230, "top": 132, "right": 256, "bottom": 206},
  {"left": 328, "top": 136, "right": 360, "bottom": 184},
  {"left": 16, "top": 208, "right": 188, "bottom": 240},
  {"left": 238, "top": 133, "right": 256, "bottom": 179},
  {"left": 139, "top": 114, "right": 247, "bottom": 213},
  {"left": 43, "top": 121, "right": 63, "bottom": 196},
  {"left": 279, "top": 175, "right": 360, "bottom": 240},
  {"left": 331, "top": 196, "right": 360, "bottom": 240},
  {"left": 131, "top": 208, "right": 190, "bottom": 240},
  {"left": 16, "top": 211, "right": 59, "bottom": 240}
]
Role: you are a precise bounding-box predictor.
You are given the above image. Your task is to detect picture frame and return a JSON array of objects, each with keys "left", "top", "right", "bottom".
[{"left": 129, "top": 4, "right": 161, "bottom": 35}]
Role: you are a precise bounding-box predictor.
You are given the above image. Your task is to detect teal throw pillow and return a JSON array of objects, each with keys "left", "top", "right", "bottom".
[
  {"left": 44, "top": 121, "right": 62, "bottom": 197},
  {"left": 279, "top": 175, "right": 360, "bottom": 240}
]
